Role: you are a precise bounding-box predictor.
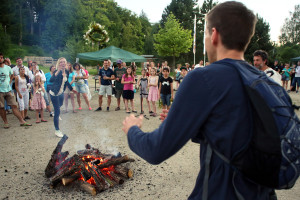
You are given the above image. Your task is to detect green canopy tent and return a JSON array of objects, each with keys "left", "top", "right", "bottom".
[
  {"left": 291, "top": 56, "right": 300, "bottom": 62},
  {"left": 77, "top": 46, "right": 146, "bottom": 62}
]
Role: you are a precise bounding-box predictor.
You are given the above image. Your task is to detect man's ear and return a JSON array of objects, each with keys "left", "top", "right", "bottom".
[{"left": 211, "top": 28, "right": 219, "bottom": 45}]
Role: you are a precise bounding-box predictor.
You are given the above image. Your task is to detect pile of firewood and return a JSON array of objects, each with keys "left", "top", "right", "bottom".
[{"left": 45, "top": 135, "right": 134, "bottom": 196}]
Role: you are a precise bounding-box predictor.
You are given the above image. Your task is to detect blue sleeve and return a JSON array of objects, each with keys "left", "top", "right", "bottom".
[
  {"left": 127, "top": 70, "right": 215, "bottom": 164},
  {"left": 98, "top": 69, "right": 102, "bottom": 76}
]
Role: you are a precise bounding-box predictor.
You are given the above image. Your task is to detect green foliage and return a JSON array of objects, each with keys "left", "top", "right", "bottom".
[
  {"left": 276, "top": 43, "right": 300, "bottom": 63},
  {"left": 154, "top": 13, "right": 193, "bottom": 68},
  {"left": 0, "top": 24, "right": 11, "bottom": 54},
  {"left": 279, "top": 5, "right": 300, "bottom": 45},
  {"left": 245, "top": 16, "right": 273, "bottom": 62}
]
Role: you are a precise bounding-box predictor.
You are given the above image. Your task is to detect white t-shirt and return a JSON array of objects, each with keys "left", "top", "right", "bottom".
[
  {"left": 12, "top": 65, "right": 30, "bottom": 76},
  {"left": 295, "top": 66, "right": 300, "bottom": 77},
  {"left": 264, "top": 68, "right": 281, "bottom": 85}
]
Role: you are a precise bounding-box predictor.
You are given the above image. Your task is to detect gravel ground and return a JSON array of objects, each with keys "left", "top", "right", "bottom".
[{"left": 0, "top": 78, "right": 299, "bottom": 200}]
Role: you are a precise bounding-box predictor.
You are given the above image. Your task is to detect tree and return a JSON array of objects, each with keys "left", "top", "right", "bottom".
[
  {"left": 245, "top": 16, "right": 273, "bottom": 62},
  {"left": 279, "top": 5, "right": 300, "bottom": 45},
  {"left": 154, "top": 13, "right": 193, "bottom": 69}
]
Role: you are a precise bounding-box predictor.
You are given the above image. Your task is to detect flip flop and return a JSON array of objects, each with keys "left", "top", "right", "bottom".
[
  {"left": 36, "top": 121, "right": 41, "bottom": 123},
  {"left": 20, "top": 122, "right": 32, "bottom": 126},
  {"left": 41, "top": 119, "right": 48, "bottom": 122},
  {"left": 132, "top": 110, "right": 137, "bottom": 113},
  {"left": 4, "top": 124, "right": 10, "bottom": 129}
]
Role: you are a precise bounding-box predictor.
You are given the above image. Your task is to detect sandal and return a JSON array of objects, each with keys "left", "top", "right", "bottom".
[
  {"left": 41, "top": 119, "right": 48, "bottom": 122},
  {"left": 149, "top": 111, "right": 154, "bottom": 114},
  {"left": 126, "top": 111, "right": 131, "bottom": 114},
  {"left": 36, "top": 121, "right": 41, "bottom": 123},
  {"left": 132, "top": 110, "right": 137, "bottom": 113},
  {"left": 4, "top": 124, "right": 10, "bottom": 129},
  {"left": 20, "top": 122, "right": 32, "bottom": 126}
]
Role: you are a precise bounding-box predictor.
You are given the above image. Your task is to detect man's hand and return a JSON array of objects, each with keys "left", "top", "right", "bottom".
[
  {"left": 122, "top": 114, "right": 144, "bottom": 135},
  {"left": 159, "top": 109, "right": 169, "bottom": 122}
]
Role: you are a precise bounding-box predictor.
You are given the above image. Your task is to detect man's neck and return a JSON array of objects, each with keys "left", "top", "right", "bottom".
[
  {"left": 216, "top": 47, "right": 244, "bottom": 61},
  {"left": 163, "top": 75, "right": 168, "bottom": 78},
  {"left": 104, "top": 66, "right": 109, "bottom": 70}
]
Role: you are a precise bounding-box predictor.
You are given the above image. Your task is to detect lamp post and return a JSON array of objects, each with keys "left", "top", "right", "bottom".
[{"left": 193, "top": 13, "right": 206, "bottom": 65}]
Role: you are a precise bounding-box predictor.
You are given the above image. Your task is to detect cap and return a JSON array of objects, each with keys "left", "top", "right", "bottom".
[{"left": 116, "top": 59, "right": 123, "bottom": 64}]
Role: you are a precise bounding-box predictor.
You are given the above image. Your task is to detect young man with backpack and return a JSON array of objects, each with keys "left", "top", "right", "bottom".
[{"left": 122, "top": 2, "right": 300, "bottom": 200}]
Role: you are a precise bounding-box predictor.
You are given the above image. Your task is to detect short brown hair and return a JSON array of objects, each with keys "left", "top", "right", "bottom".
[
  {"left": 207, "top": 1, "right": 257, "bottom": 51},
  {"left": 253, "top": 50, "right": 268, "bottom": 64}
]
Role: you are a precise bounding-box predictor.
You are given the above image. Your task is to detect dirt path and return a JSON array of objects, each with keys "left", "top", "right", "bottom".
[{"left": 0, "top": 78, "right": 299, "bottom": 199}]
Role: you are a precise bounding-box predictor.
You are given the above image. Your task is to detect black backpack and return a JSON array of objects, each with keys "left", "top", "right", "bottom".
[{"left": 205, "top": 59, "right": 300, "bottom": 189}]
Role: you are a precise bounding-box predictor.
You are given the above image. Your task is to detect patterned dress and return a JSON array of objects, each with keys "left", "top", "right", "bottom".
[
  {"left": 31, "top": 87, "right": 46, "bottom": 110},
  {"left": 148, "top": 76, "right": 159, "bottom": 101}
]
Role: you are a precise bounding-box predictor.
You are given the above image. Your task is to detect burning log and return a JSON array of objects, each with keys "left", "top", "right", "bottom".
[
  {"left": 45, "top": 135, "right": 69, "bottom": 178},
  {"left": 62, "top": 173, "right": 81, "bottom": 186},
  {"left": 109, "top": 171, "right": 125, "bottom": 184},
  {"left": 114, "top": 165, "right": 133, "bottom": 178},
  {"left": 79, "top": 181, "right": 97, "bottom": 196},
  {"left": 85, "top": 163, "right": 107, "bottom": 191},
  {"left": 97, "top": 155, "right": 135, "bottom": 169},
  {"left": 50, "top": 155, "right": 81, "bottom": 186},
  {"left": 46, "top": 140, "right": 135, "bottom": 196}
]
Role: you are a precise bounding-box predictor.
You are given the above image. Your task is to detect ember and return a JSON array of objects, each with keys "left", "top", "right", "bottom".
[{"left": 45, "top": 135, "right": 134, "bottom": 196}]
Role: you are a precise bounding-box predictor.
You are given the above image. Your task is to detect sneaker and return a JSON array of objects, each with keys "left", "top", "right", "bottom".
[
  {"left": 107, "top": 107, "right": 109, "bottom": 112},
  {"left": 59, "top": 116, "right": 62, "bottom": 121},
  {"left": 55, "top": 130, "right": 64, "bottom": 138},
  {"left": 95, "top": 107, "right": 102, "bottom": 111},
  {"left": 50, "top": 112, "right": 54, "bottom": 117},
  {"left": 115, "top": 107, "right": 120, "bottom": 111}
]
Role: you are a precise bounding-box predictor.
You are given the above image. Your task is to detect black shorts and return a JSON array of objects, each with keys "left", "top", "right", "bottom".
[{"left": 122, "top": 90, "right": 134, "bottom": 100}]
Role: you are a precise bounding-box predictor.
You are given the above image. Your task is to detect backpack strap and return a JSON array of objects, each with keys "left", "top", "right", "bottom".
[{"left": 202, "top": 142, "right": 212, "bottom": 200}]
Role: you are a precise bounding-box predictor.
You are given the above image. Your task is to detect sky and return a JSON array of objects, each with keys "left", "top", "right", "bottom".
[{"left": 114, "top": 0, "right": 299, "bottom": 42}]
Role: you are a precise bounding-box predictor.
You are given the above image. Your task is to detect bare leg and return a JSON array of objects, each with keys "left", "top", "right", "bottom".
[
  {"left": 35, "top": 109, "right": 40, "bottom": 122},
  {"left": 24, "top": 109, "right": 27, "bottom": 119},
  {"left": 117, "top": 98, "right": 121, "bottom": 108},
  {"left": 20, "top": 110, "right": 24, "bottom": 119},
  {"left": 70, "top": 93, "right": 76, "bottom": 111},
  {"left": 107, "top": 95, "right": 111, "bottom": 107},
  {"left": 98, "top": 95, "right": 103, "bottom": 107},
  {"left": 82, "top": 93, "right": 91, "bottom": 108},
  {"left": 124, "top": 99, "right": 129, "bottom": 112},
  {"left": 152, "top": 101, "right": 156, "bottom": 114},
  {"left": 0, "top": 108, "right": 8, "bottom": 124},
  {"left": 141, "top": 97, "right": 144, "bottom": 112},
  {"left": 64, "top": 93, "right": 69, "bottom": 111},
  {"left": 11, "top": 105, "right": 26, "bottom": 124},
  {"left": 147, "top": 99, "right": 151, "bottom": 112},
  {"left": 130, "top": 99, "right": 135, "bottom": 111},
  {"left": 77, "top": 93, "right": 81, "bottom": 108},
  {"left": 40, "top": 109, "right": 45, "bottom": 120}
]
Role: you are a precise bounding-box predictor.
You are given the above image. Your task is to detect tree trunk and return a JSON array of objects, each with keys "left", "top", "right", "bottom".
[{"left": 28, "top": 0, "right": 34, "bottom": 35}]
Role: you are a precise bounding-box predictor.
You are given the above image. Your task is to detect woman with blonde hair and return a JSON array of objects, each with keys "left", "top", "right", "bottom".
[{"left": 49, "top": 57, "right": 77, "bottom": 137}]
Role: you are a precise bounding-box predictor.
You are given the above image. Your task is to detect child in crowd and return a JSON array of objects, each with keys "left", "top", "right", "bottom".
[
  {"left": 15, "top": 66, "right": 30, "bottom": 120},
  {"left": 180, "top": 66, "right": 188, "bottom": 80},
  {"left": 137, "top": 68, "right": 150, "bottom": 114},
  {"left": 64, "top": 63, "right": 76, "bottom": 113},
  {"left": 148, "top": 67, "right": 159, "bottom": 117},
  {"left": 31, "top": 75, "right": 47, "bottom": 123},
  {"left": 175, "top": 64, "right": 182, "bottom": 90},
  {"left": 159, "top": 67, "right": 174, "bottom": 110},
  {"left": 121, "top": 67, "right": 137, "bottom": 113}
]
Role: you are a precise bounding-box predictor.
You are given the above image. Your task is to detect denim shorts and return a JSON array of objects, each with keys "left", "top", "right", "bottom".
[
  {"left": 75, "top": 83, "right": 87, "bottom": 94},
  {"left": 160, "top": 94, "right": 171, "bottom": 106},
  {"left": 292, "top": 77, "right": 300, "bottom": 87}
]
